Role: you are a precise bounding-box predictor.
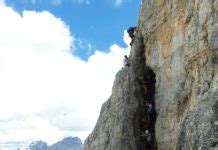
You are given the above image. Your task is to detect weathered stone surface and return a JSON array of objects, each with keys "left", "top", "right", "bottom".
[
  {"left": 84, "top": 0, "right": 217, "bottom": 149},
  {"left": 84, "top": 32, "right": 147, "bottom": 150},
  {"left": 139, "top": 0, "right": 218, "bottom": 149}
]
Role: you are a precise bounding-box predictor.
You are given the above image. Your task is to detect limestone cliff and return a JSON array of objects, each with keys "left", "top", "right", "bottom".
[{"left": 84, "top": 0, "right": 218, "bottom": 149}]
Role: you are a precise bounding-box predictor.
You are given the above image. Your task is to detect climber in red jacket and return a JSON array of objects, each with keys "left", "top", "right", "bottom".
[{"left": 142, "top": 117, "right": 150, "bottom": 129}]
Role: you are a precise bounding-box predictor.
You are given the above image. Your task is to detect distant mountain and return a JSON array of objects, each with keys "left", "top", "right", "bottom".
[
  {"left": 29, "top": 137, "right": 82, "bottom": 150},
  {"left": 29, "top": 140, "right": 48, "bottom": 150},
  {"left": 49, "top": 137, "right": 82, "bottom": 150}
]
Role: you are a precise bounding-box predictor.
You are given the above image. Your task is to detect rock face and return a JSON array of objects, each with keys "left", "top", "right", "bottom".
[
  {"left": 84, "top": 30, "right": 148, "bottom": 150},
  {"left": 29, "top": 137, "right": 82, "bottom": 150},
  {"left": 139, "top": 0, "right": 218, "bottom": 149},
  {"left": 84, "top": 0, "right": 218, "bottom": 149}
]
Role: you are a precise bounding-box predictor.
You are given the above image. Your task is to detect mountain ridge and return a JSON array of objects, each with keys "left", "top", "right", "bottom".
[{"left": 29, "top": 136, "right": 83, "bottom": 150}]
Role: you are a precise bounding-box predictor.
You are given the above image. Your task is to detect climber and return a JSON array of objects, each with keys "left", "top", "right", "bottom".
[
  {"left": 141, "top": 130, "right": 152, "bottom": 149},
  {"left": 143, "top": 83, "right": 148, "bottom": 94},
  {"left": 145, "top": 102, "right": 153, "bottom": 123},
  {"left": 146, "top": 101, "right": 156, "bottom": 132},
  {"left": 137, "top": 76, "right": 145, "bottom": 86},
  {"left": 123, "top": 55, "right": 130, "bottom": 67},
  {"left": 138, "top": 75, "right": 144, "bottom": 82},
  {"left": 146, "top": 102, "right": 153, "bottom": 115},
  {"left": 127, "top": 27, "right": 137, "bottom": 46},
  {"left": 137, "top": 76, "right": 148, "bottom": 93},
  {"left": 142, "top": 117, "right": 150, "bottom": 130}
]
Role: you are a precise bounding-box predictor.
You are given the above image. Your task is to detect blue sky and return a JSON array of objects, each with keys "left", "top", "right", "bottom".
[
  {"left": 5, "top": 0, "right": 141, "bottom": 60},
  {"left": 0, "top": 0, "right": 141, "bottom": 148}
]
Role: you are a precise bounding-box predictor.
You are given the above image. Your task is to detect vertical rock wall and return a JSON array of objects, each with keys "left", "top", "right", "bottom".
[
  {"left": 84, "top": 0, "right": 218, "bottom": 149},
  {"left": 139, "top": 0, "right": 218, "bottom": 149}
]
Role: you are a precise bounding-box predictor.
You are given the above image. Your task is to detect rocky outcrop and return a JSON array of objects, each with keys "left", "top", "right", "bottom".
[
  {"left": 84, "top": 31, "right": 147, "bottom": 150},
  {"left": 84, "top": 0, "right": 218, "bottom": 149},
  {"left": 29, "top": 137, "right": 82, "bottom": 150}
]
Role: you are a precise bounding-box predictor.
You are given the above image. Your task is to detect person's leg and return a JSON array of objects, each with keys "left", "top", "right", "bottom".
[{"left": 146, "top": 141, "right": 152, "bottom": 149}]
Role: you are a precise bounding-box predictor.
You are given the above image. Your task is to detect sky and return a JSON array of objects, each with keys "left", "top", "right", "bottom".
[
  {"left": 4, "top": 0, "right": 141, "bottom": 60},
  {"left": 0, "top": 0, "right": 141, "bottom": 148}
]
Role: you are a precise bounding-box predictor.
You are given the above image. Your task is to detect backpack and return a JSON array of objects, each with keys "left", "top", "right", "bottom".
[{"left": 127, "top": 27, "right": 136, "bottom": 38}]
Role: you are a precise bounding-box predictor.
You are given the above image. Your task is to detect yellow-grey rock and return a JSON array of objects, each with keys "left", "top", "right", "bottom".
[{"left": 84, "top": 0, "right": 218, "bottom": 149}]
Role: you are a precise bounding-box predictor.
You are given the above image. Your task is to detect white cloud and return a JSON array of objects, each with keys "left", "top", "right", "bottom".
[
  {"left": 72, "top": 38, "right": 94, "bottom": 54},
  {"left": 0, "top": 0, "right": 5, "bottom": 6},
  {"left": 0, "top": 2, "right": 129, "bottom": 146},
  {"left": 114, "top": 0, "right": 123, "bottom": 7},
  {"left": 123, "top": 29, "right": 131, "bottom": 46},
  {"left": 27, "top": 0, "right": 90, "bottom": 5}
]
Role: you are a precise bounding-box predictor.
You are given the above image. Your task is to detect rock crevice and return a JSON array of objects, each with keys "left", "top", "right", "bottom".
[{"left": 84, "top": 0, "right": 217, "bottom": 149}]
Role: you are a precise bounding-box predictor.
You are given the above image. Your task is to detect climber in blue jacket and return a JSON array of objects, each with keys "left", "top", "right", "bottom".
[{"left": 127, "top": 27, "right": 137, "bottom": 46}]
